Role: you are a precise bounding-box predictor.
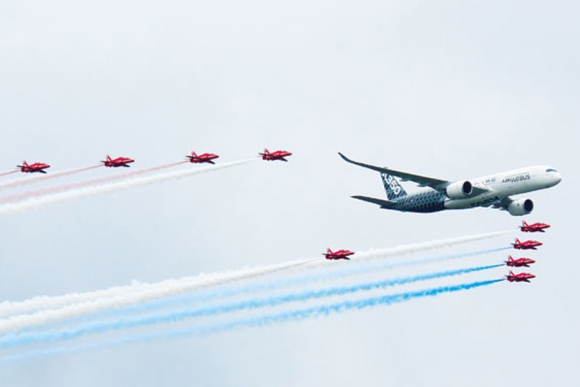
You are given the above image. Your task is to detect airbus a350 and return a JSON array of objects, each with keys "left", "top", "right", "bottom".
[{"left": 338, "top": 153, "right": 561, "bottom": 216}]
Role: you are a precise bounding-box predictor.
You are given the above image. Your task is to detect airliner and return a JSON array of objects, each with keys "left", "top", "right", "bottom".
[{"left": 338, "top": 153, "right": 561, "bottom": 216}]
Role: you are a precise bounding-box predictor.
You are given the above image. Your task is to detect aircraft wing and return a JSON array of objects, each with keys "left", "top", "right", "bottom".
[
  {"left": 339, "top": 153, "right": 450, "bottom": 191},
  {"left": 492, "top": 197, "right": 513, "bottom": 211}
]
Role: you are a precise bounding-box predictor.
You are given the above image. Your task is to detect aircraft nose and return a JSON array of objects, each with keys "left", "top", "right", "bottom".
[{"left": 554, "top": 172, "right": 562, "bottom": 184}]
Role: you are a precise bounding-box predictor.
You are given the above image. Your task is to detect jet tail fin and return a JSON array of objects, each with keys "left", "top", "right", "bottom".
[
  {"left": 380, "top": 173, "right": 407, "bottom": 200},
  {"left": 351, "top": 195, "right": 397, "bottom": 209}
]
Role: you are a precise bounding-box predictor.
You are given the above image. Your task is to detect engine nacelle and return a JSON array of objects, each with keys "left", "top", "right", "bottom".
[
  {"left": 445, "top": 181, "right": 473, "bottom": 199},
  {"left": 508, "top": 199, "right": 534, "bottom": 216}
]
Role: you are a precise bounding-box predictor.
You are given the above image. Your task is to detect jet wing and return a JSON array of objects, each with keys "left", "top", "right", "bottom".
[
  {"left": 339, "top": 153, "right": 450, "bottom": 191},
  {"left": 492, "top": 197, "right": 513, "bottom": 211}
]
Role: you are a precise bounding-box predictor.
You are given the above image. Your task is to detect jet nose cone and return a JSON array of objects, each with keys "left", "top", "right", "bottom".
[{"left": 554, "top": 172, "right": 562, "bottom": 184}]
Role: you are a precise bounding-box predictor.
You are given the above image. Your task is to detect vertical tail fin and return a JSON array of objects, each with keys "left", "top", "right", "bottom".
[
  {"left": 106, "top": 155, "right": 112, "bottom": 162},
  {"left": 380, "top": 173, "right": 407, "bottom": 200},
  {"left": 522, "top": 221, "right": 529, "bottom": 227}
]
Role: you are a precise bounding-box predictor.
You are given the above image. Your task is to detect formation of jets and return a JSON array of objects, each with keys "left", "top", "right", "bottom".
[
  {"left": 4, "top": 149, "right": 293, "bottom": 175},
  {"left": 504, "top": 221, "right": 550, "bottom": 283},
  {"left": 6, "top": 150, "right": 558, "bottom": 289},
  {"left": 319, "top": 220, "right": 550, "bottom": 283}
]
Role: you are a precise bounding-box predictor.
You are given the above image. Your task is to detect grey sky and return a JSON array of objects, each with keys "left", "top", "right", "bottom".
[{"left": 1, "top": 1, "right": 578, "bottom": 386}]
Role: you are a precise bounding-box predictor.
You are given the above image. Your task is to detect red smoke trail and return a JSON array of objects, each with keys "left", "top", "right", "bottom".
[
  {"left": 0, "top": 170, "right": 18, "bottom": 178},
  {"left": 0, "top": 165, "right": 103, "bottom": 192},
  {"left": 0, "top": 161, "right": 188, "bottom": 203}
]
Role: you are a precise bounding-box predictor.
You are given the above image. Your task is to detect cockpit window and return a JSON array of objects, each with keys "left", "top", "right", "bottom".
[{"left": 546, "top": 168, "right": 558, "bottom": 173}]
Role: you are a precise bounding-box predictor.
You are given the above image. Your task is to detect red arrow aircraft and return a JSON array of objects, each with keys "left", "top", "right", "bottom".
[
  {"left": 512, "top": 238, "right": 542, "bottom": 250},
  {"left": 520, "top": 221, "right": 550, "bottom": 233},
  {"left": 102, "top": 155, "right": 135, "bottom": 168},
  {"left": 323, "top": 248, "right": 355, "bottom": 260},
  {"left": 186, "top": 151, "right": 219, "bottom": 164},
  {"left": 505, "top": 256, "right": 536, "bottom": 267},
  {"left": 17, "top": 161, "right": 50, "bottom": 174},
  {"left": 259, "top": 149, "right": 292, "bottom": 162},
  {"left": 506, "top": 271, "right": 536, "bottom": 283}
]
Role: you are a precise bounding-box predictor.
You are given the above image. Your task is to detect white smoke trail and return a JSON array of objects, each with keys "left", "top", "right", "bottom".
[
  {"left": 0, "top": 230, "right": 513, "bottom": 323},
  {"left": 0, "top": 159, "right": 255, "bottom": 215},
  {"left": 0, "top": 161, "right": 188, "bottom": 203},
  {"left": 0, "top": 165, "right": 102, "bottom": 194}
]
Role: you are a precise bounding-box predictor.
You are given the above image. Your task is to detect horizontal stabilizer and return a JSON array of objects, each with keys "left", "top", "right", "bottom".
[{"left": 351, "top": 195, "right": 397, "bottom": 209}]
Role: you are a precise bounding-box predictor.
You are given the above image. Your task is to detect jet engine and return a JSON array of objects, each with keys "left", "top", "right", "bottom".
[
  {"left": 508, "top": 198, "right": 534, "bottom": 216},
  {"left": 445, "top": 181, "right": 473, "bottom": 199}
]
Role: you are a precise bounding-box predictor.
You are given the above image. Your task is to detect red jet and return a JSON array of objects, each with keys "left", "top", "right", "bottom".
[
  {"left": 259, "top": 149, "right": 292, "bottom": 162},
  {"left": 513, "top": 238, "right": 543, "bottom": 250},
  {"left": 102, "top": 155, "right": 135, "bottom": 168},
  {"left": 506, "top": 271, "right": 536, "bottom": 283},
  {"left": 17, "top": 161, "right": 50, "bottom": 174},
  {"left": 505, "top": 256, "right": 536, "bottom": 267},
  {"left": 520, "top": 221, "right": 550, "bottom": 233},
  {"left": 323, "top": 248, "right": 355, "bottom": 260},
  {"left": 186, "top": 151, "right": 219, "bottom": 164}
]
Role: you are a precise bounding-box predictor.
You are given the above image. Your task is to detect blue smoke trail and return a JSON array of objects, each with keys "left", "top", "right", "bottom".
[
  {"left": 90, "top": 246, "right": 510, "bottom": 319},
  {"left": 0, "top": 264, "right": 501, "bottom": 349},
  {"left": 0, "top": 279, "right": 502, "bottom": 363}
]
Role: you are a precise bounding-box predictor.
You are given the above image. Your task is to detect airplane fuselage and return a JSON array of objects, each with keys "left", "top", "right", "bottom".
[{"left": 386, "top": 166, "right": 561, "bottom": 214}]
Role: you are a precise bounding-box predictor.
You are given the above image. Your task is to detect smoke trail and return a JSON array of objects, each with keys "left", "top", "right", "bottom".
[
  {"left": 351, "top": 230, "right": 514, "bottom": 262},
  {"left": 0, "top": 232, "right": 510, "bottom": 318},
  {"left": 0, "top": 256, "right": 314, "bottom": 333},
  {"left": 0, "top": 279, "right": 501, "bottom": 362},
  {"left": 0, "top": 165, "right": 103, "bottom": 194},
  {"left": 0, "top": 159, "right": 255, "bottom": 215},
  {"left": 0, "top": 161, "right": 187, "bottom": 203},
  {"left": 0, "top": 170, "right": 18, "bottom": 178},
  {"left": 115, "top": 247, "right": 509, "bottom": 316},
  {"left": 0, "top": 265, "right": 501, "bottom": 348}
]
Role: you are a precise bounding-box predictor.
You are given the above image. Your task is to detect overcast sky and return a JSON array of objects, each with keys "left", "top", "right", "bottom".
[{"left": 1, "top": 1, "right": 579, "bottom": 386}]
